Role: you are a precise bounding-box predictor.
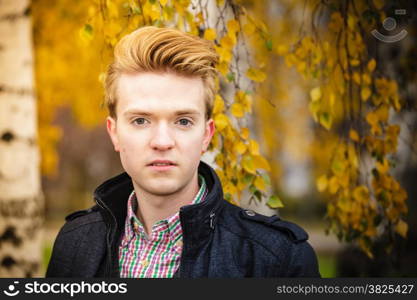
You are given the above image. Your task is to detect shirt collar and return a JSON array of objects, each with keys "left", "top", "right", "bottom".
[{"left": 121, "top": 175, "right": 207, "bottom": 247}]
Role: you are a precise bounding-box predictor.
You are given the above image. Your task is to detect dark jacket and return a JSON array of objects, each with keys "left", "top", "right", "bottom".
[{"left": 46, "top": 161, "right": 320, "bottom": 277}]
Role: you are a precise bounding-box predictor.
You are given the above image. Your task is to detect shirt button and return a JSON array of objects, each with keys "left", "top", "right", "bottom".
[{"left": 175, "top": 240, "right": 183, "bottom": 247}]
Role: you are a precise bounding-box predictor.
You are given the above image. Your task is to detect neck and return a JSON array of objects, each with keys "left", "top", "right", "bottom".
[{"left": 133, "top": 172, "right": 200, "bottom": 236}]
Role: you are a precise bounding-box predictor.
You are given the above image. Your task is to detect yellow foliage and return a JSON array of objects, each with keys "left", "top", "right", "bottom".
[
  {"left": 361, "top": 87, "right": 371, "bottom": 101},
  {"left": 227, "top": 19, "right": 240, "bottom": 34},
  {"left": 240, "top": 127, "right": 250, "bottom": 140},
  {"left": 367, "top": 59, "right": 376, "bottom": 72},
  {"left": 231, "top": 103, "right": 245, "bottom": 118},
  {"left": 204, "top": 28, "right": 217, "bottom": 41},
  {"left": 248, "top": 140, "right": 260, "bottom": 155},
  {"left": 214, "top": 113, "right": 229, "bottom": 131},
  {"left": 310, "top": 87, "right": 322, "bottom": 102},
  {"left": 234, "top": 141, "right": 247, "bottom": 155},
  {"left": 349, "top": 129, "right": 360, "bottom": 142},
  {"left": 242, "top": 155, "right": 256, "bottom": 174},
  {"left": 395, "top": 219, "right": 408, "bottom": 238},
  {"left": 316, "top": 175, "right": 328, "bottom": 192},
  {"left": 252, "top": 155, "right": 270, "bottom": 171},
  {"left": 246, "top": 68, "right": 266, "bottom": 82},
  {"left": 254, "top": 176, "right": 266, "bottom": 191}
]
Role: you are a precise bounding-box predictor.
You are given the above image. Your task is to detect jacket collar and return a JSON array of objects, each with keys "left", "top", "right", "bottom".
[{"left": 93, "top": 160, "right": 225, "bottom": 243}]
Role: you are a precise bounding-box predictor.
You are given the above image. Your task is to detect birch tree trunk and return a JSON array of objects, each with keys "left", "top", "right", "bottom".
[{"left": 0, "top": 0, "right": 43, "bottom": 277}]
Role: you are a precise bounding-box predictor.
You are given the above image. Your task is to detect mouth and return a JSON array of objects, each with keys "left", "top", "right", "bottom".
[{"left": 147, "top": 160, "right": 177, "bottom": 171}]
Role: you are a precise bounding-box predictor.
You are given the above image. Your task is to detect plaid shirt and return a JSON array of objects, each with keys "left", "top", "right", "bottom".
[{"left": 118, "top": 175, "right": 207, "bottom": 278}]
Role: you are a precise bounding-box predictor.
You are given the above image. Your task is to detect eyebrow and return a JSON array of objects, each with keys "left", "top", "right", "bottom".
[{"left": 123, "top": 109, "right": 201, "bottom": 117}]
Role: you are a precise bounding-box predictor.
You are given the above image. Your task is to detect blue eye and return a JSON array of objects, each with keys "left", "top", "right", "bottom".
[
  {"left": 133, "top": 118, "right": 147, "bottom": 125},
  {"left": 178, "top": 119, "right": 192, "bottom": 126}
]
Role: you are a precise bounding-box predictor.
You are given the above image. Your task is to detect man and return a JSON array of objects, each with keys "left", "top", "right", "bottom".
[{"left": 46, "top": 26, "right": 320, "bottom": 278}]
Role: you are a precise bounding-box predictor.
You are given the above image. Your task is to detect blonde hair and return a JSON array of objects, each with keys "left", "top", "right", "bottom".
[{"left": 104, "top": 26, "right": 219, "bottom": 119}]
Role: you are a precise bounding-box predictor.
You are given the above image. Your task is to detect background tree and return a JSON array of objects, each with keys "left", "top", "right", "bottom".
[{"left": 0, "top": 0, "right": 43, "bottom": 277}]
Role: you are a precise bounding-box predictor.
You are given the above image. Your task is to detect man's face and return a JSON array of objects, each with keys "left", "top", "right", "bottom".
[{"left": 107, "top": 72, "right": 215, "bottom": 196}]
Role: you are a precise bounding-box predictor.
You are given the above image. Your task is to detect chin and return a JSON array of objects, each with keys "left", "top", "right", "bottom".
[{"left": 142, "top": 179, "right": 182, "bottom": 196}]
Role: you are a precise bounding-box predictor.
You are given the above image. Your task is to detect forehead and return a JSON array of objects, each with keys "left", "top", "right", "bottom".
[{"left": 116, "top": 72, "right": 205, "bottom": 115}]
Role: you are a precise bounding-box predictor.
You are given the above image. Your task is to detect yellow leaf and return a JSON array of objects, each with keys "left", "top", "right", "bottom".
[
  {"left": 376, "top": 158, "right": 389, "bottom": 174},
  {"left": 253, "top": 155, "right": 270, "bottom": 171},
  {"left": 361, "top": 87, "right": 371, "bottom": 101},
  {"left": 353, "top": 72, "right": 361, "bottom": 85},
  {"left": 220, "top": 35, "right": 235, "bottom": 49},
  {"left": 329, "top": 176, "right": 339, "bottom": 194},
  {"left": 276, "top": 44, "right": 288, "bottom": 55},
  {"left": 231, "top": 103, "right": 245, "bottom": 118},
  {"left": 213, "top": 94, "right": 224, "bottom": 114},
  {"left": 366, "top": 111, "right": 378, "bottom": 126},
  {"left": 254, "top": 176, "right": 266, "bottom": 191},
  {"left": 159, "top": 0, "right": 168, "bottom": 6},
  {"left": 241, "top": 127, "right": 250, "bottom": 140},
  {"left": 248, "top": 139, "right": 260, "bottom": 155},
  {"left": 246, "top": 68, "right": 266, "bottom": 82},
  {"left": 214, "top": 113, "right": 229, "bottom": 131},
  {"left": 375, "top": 105, "right": 389, "bottom": 122},
  {"left": 349, "top": 129, "right": 360, "bottom": 142},
  {"left": 373, "top": 0, "right": 384, "bottom": 10},
  {"left": 107, "top": 0, "right": 119, "bottom": 18},
  {"left": 362, "top": 73, "right": 371, "bottom": 85},
  {"left": 242, "top": 155, "right": 256, "bottom": 174},
  {"left": 350, "top": 59, "right": 360, "bottom": 66},
  {"left": 319, "top": 112, "right": 332, "bottom": 130},
  {"left": 215, "top": 45, "right": 232, "bottom": 63},
  {"left": 395, "top": 219, "right": 408, "bottom": 238},
  {"left": 243, "top": 22, "right": 255, "bottom": 35},
  {"left": 329, "top": 12, "right": 343, "bottom": 32},
  {"left": 353, "top": 185, "right": 369, "bottom": 203},
  {"left": 216, "top": 0, "right": 225, "bottom": 6},
  {"left": 310, "top": 87, "right": 322, "bottom": 102},
  {"left": 204, "top": 28, "right": 217, "bottom": 41},
  {"left": 79, "top": 24, "right": 94, "bottom": 43},
  {"left": 329, "top": 93, "right": 335, "bottom": 109},
  {"left": 316, "top": 175, "right": 328, "bottom": 192},
  {"left": 227, "top": 19, "right": 240, "bottom": 34},
  {"left": 234, "top": 141, "right": 247, "bottom": 155},
  {"left": 367, "top": 59, "right": 376, "bottom": 72},
  {"left": 217, "top": 61, "right": 229, "bottom": 75}
]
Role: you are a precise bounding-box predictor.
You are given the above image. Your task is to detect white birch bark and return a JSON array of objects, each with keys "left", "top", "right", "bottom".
[{"left": 0, "top": 0, "right": 43, "bottom": 277}]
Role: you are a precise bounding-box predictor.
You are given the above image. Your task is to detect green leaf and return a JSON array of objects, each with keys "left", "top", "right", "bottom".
[
  {"left": 243, "top": 174, "right": 255, "bottom": 185},
  {"left": 267, "top": 195, "right": 284, "bottom": 208},
  {"left": 254, "top": 190, "right": 263, "bottom": 201},
  {"left": 84, "top": 24, "right": 93, "bottom": 35},
  {"left": 226, "top": 72, "right": 235, "bottom": 82},
  {"left": 261, "top": 173, "right": 271, "bottom": 185},
  {"left": 266, "top": 39, "right": 273, "bottom": 51}
]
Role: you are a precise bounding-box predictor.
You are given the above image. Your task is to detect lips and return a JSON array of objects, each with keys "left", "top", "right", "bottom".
[
  {"left": 147, "top": 160, "right": 176, "bottom": 166},
  {"left": 147, "top": 160, "right": 177, "bottom": 171}
]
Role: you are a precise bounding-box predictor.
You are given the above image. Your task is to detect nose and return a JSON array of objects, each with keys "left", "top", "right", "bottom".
[{"left": 149, "top": 122, "right": 175, "bottom": 151}]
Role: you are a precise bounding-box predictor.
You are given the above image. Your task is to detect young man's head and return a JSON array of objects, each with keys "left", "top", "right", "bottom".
[{"left": 105, "top": 26, "right": 218, "bottom": 197}]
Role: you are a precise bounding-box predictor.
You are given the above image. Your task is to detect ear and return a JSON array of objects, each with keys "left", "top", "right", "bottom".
[
  {"left": 106, "top": 116, "right": 120, "bottom": 152},
  {"left": 202, "top": 118, "right": 215, "bottom": 152}
]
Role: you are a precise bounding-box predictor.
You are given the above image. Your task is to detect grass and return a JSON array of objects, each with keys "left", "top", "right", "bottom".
[{"left": 317, "top": 253, "right": 337, "bottom": 278}]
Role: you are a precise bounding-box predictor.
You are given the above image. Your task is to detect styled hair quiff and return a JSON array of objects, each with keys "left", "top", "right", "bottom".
[{"left": 104, "top": 26, "right": 219, "bottom": 119}]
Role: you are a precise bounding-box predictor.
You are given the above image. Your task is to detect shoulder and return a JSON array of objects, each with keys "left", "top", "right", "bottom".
[
  {"left": 61, "top": 205, "right": 104, "bottom": 232},
  {"left": 218, "top": 201, "right": 320, "bottom": 276},
  {"left": 219, "top": 200, "right": 308, "bottom": 244},
  {"left": 46, "top": 205, "right": 106, "bottom": 277}
]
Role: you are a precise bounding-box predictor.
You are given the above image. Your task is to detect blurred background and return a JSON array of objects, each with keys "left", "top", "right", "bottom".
[{"left": 0, "top": 0, "right": 416, "bottom": 277}]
